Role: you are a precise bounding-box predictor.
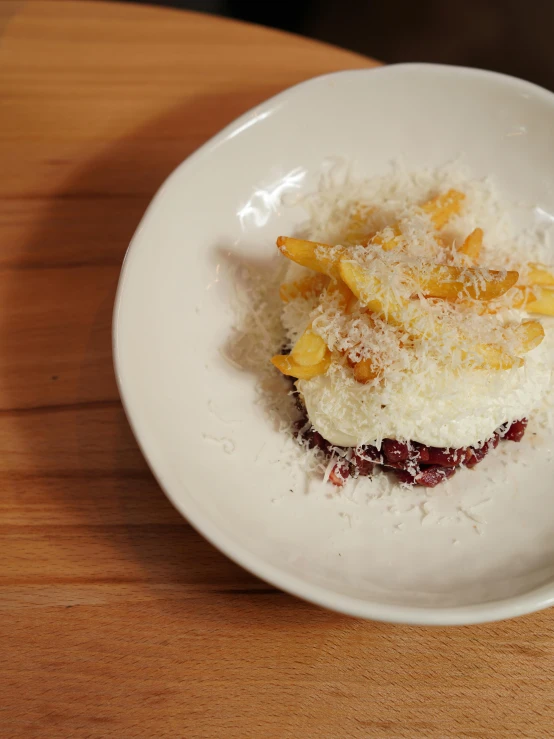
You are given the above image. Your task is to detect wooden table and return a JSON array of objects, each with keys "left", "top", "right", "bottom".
[{"left": 2, "top": 2, "right": 554, "bottom": 737}]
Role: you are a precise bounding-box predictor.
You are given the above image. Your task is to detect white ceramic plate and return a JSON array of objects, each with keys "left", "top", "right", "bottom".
[{"left": 114, "top": 64, "right": 554, "bottom": 625}]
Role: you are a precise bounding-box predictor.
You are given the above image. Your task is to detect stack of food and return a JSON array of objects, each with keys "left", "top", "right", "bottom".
[{"left": 271, "top": 189, "right": 554, "bottom": 487}]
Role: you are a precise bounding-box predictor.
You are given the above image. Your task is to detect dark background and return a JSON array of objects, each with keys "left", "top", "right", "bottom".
[{"left": 129, "top": 0, "right": 554, "bottom": 91}]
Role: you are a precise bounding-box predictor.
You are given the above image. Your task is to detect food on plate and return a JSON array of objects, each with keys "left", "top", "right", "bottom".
[{"left": 271, "top": 179, "right": 553, "bottom": 488}]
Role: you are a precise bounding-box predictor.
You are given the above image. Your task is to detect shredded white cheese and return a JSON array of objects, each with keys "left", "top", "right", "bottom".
[
  {"left": 282, "top": 161, "right": 554, "bottom": 448},
  {"left": 226, "top": 158, "right": 554, "bottom": 495}
]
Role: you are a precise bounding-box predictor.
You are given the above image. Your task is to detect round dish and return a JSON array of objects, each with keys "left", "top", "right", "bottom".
[{"left": 113, "top": 64, "right": 554, "bottom": 625}]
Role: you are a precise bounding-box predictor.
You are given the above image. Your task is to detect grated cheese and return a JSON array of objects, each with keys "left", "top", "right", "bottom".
[
  {"left": 282, "top": 161, "right": 554, "bottom": 448},
  {"left": 226, "top": 158, "right": 554, "bottom": 497}
]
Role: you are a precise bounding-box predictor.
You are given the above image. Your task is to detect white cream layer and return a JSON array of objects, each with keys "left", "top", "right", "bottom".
[{"left": 298, "top": 343, "right": 551, "bottom": 448}]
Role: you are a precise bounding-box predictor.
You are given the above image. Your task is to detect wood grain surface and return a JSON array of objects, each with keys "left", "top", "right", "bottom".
[{"left": 2, "top": 2, "right": 553, "bottom": 738}]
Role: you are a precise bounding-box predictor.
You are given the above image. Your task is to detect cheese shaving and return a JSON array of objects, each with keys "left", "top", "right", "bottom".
[
  {"left": 281, "top": 160, "right": 554, "bottom": 449},
  {"left": 226, "top": 158, "right": 554, "bottom": 494}
]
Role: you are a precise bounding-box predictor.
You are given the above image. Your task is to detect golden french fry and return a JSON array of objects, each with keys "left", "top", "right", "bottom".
[
  {"left": 421, "top": 189, "right": 465, "bottom": 229},
  {"left": 463, "top": 344, "right": 523, "bottom": 370},
  {"left": 350, "top": 357, "right": 380, "bottom": 384},
  {"left": 500, "top": 285, "right": 537, "bottom": 310},
  {"left": 338, "top": 260, "right": 406, "bottom": 323},
  {"left": 456, "top": 298, "right": 492, "bottom": 315},
  {"left": 527, "top": 263, "right": 554, "bottom": 286},
  {"left": 341, "top": 259, "right": 526, "bottom": 372},
  {"left": 341, "top": 258, "right": 517, "bottom": 311},
  {"left": 414, "top": 265, "right": 518, "bottom": 301},
  {"left": 370, "top": 224, "right": 403, "bottom": 251},
  {"left": 368, "top": 191, "right": 464, "bottom": 253},
  {"left": 326, "top": 278, "right": 357, "bottom": 314},
  {"left": 291, "top": 325, "right": 328, "bottom": 366},
  {"left": 271, "top": 352, "right": 331, "bottom": 379},
  {"left": 279, "top": 274, "right": 329, "bottom": 303},
  {"left": 458, "top": 228, "right": 483, "bottom": 262},
  {"left": 513, "top": 320, "right": 545, "bottom": 353},
  {"left": 339, "top": 261, "right": 437, "bottom": 338},
  {"left": 276, "top": 236, "right": 345, "bottom": 280},
  {"left": 372, "top": 225, "right": 449, "bottom": 251},
  {"left": 522, "top": 286, "right": 554, "bottom": 316}
]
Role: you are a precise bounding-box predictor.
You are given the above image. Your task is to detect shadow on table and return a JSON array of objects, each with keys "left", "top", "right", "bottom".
[{"left": 7, "top": 86, "right": 352, "bottom": 626}]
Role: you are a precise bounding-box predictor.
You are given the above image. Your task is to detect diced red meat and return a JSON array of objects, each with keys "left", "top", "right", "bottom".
[
  {"left": 357, "top": 445, "right": 382, "bottom": 462},
  {"left": 412, "top": 443, "right": 430, "bottom": 463},
  {"left": 382, "top": 439, "right": 411, "bottom": 462},
  {"left": 309, "top": 431, "right": 331, "bottom": 453},
  {"left": 292, "top": 413, "right": 530, "bottom": 488},
  {"left": 504, "top": 418, "right": 528, "bottom": 442},
  {"left": 351, "top": 451, "right": 374, "bottom": 477},
  {"left": 415, "top": 465, "right": 456, "bottom": 487},
  {"left": 295, "top": 423, "right": 333, "bottom": 455},
  {"left": 465, "top": 445, "right": 489, "bottom": 468},
  {"left": 382, "top": 458, "right": 421, "bottom": 473},
  {"left": 426, "top": 446, "right": 466, "bottom": 467}
]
